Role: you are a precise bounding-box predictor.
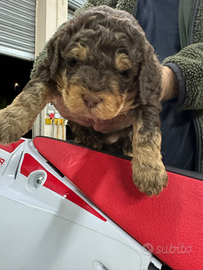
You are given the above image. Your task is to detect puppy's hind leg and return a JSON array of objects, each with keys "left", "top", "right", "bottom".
[
  {"left": 0, "top": 80, "right": 55, "bottom": 145},
  {"left": 132, "top": 108, "right": 168, "bottom": 196}
]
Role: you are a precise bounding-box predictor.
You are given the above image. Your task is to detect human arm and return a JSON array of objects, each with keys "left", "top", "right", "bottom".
[
  {"left": 162, "top": 43, "right": 203, "bottom": 109},
  {"left": 161, "top": 66, "right": 179, "bottom": 101}
]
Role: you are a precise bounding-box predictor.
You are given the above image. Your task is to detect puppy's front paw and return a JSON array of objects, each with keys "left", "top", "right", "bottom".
[
  {"left": 132, "top": 160, "right": 168, "bottom": 196},
  {"left": 0, "top": 108, "right": 26, "bottom": 145}
]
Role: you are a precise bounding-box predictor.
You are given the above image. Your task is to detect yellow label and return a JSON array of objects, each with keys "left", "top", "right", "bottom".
[{"left": 45, "top": 119, "right": 65, "bottom": 125}]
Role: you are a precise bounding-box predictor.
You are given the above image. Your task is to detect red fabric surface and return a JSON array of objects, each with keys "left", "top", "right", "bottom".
[{"left": 33, "top": 137, "right": 203, "bottom": 270}]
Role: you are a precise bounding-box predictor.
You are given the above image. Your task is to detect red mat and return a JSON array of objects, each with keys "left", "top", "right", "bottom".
[{"left": 33, "top": 136, "right": 203, "bottom": 270}]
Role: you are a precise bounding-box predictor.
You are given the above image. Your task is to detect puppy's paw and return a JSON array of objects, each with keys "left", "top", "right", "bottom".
[
  {"left": 132, "top": 161, "right": 168, "bottom": 196},
  {"left": 0, "top": 109, "right": 27, "bottom": 145}
]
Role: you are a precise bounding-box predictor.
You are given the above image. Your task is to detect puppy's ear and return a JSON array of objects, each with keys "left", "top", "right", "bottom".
[
  {"left": 138, "top": 43, "right": 162, "bottom": 105},
  {"left": 47, "top": 30, "right": 63, "bottom": 77},
  {"left": 47, "top": 22, "right": 73, "bottom": 77}
]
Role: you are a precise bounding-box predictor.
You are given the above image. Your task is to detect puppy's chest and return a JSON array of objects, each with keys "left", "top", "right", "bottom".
[{"left": 69, "top": 121, "right": 133, "bottom": 156}]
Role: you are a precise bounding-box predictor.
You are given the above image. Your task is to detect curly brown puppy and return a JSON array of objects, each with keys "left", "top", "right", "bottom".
[{"left": 0, "top": 5, "right": 168, "bottom": 196}]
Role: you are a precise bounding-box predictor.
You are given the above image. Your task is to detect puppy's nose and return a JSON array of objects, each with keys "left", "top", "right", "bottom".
[{"left": 83, "top": 94, "right": 102, "bottom": 108}]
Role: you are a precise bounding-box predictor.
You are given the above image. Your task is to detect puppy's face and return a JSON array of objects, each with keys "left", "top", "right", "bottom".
[{"left": 52, "top": 7, "right": 148, "bottom": 120}]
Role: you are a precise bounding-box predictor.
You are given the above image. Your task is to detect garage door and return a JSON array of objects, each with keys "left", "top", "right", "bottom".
[
  {"left": 68, "top": 0, "right": 87, "bottom": 20},
  {"left": 0, "top": 0, "right": 36, "bottom": 61}
]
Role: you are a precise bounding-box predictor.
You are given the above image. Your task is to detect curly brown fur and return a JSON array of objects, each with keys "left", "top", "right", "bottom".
[{"left": 0, "top": 5, "right": 168, "bottom": 196}]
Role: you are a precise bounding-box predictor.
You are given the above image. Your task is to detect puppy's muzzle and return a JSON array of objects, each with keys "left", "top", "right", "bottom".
[{"left": 82, "top": 94, "right": 102, "bottom": 108}]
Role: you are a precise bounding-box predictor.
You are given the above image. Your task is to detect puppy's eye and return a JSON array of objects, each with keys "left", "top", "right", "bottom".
[
  {"left": 69, "top": 58, "right": 78, "bottom": 66},
  {"left": 119, "top": 70, "right": 130, "bottom": 78}
]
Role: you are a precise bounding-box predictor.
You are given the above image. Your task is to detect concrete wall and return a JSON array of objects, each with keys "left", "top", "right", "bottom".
[{"left": 33, "top": 0, "right": 68, "bottom": 139}]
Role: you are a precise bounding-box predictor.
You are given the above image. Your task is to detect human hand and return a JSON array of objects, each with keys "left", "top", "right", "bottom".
[{"left": 52, "top": 95, "right": 135, "bottom": 133}]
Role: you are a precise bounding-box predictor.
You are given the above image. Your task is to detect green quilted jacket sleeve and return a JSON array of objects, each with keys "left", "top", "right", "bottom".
[{"left": 163, "top": 43, "right": 203, "bottom": 110}]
